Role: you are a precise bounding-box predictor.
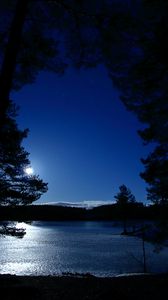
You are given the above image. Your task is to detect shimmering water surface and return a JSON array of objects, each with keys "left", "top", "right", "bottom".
[{"left": 0, "top": 221, "right": 168, "bottom": 276}]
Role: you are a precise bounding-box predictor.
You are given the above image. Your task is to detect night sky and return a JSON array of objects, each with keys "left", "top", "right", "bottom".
[{"left": 12, "top": 64, "right": 151, "bottom": 206}]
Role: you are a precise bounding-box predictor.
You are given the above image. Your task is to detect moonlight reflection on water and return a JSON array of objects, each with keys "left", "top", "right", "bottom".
[{"left": 0, "top": 221, "right": 168, "bottom": 276}]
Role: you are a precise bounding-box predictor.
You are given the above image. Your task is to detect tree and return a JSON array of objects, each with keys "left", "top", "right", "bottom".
[
  {"left": 140, "top": 145, "right": 168, "bottom": 205},
  {"left": 102, "top": 1, "right": 168, "bottom": 207},
  {"left": 1, "top": 1, "right": 167, "bottom": 208},
  {"left": 0, "top": 101, "right": 48, "bottom": 206},
  {"left": 0, "top": 1, "right": 29, "bottom": 121},
  {"left": 105, "top": 0, "right": 168, "bottom": 145},
  {"left": 140, "top": 144, "right": 168, "bottom": 249},
  {"left": 0, "top": 0, "right": 132, "bottom": 118},
  {"left": 1, "top": 1, "right": 167, "bottom": 142},
  {"left": 114, "top": 184, "right": 136, "bottom": 206},
  {"left": 114, "top": 184, "right": 135, "bottom": 234},
  {"left": 0, "top": 0, "right": 109, "bottom": 208}
]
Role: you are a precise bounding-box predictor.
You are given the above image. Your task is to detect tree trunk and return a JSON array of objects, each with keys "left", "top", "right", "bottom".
[
  {"left": 142, "top": 227, "right": 147, "bottom": 273},
  {"left": 123, "top": 218, "right": 127, "bottom": 234},
  {"left": 0, "top": 0, "right": 28, "bottom": 123}
]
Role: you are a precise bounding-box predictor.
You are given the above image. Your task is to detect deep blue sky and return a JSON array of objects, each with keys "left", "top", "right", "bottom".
[{"left": 12, "top": 65, "right": 150, "bottom": 205}]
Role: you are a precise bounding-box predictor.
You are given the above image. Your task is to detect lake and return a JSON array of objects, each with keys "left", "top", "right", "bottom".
[{"left": 0, "top": 221, "right": 168, "bottom": 276}]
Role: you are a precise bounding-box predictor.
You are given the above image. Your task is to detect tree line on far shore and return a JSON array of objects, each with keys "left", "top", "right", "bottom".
[{"left": 0, "top": 198, "right": 167, "bottom": 222}]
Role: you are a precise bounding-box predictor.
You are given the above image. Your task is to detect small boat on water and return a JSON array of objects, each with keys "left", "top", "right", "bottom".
[{"left": 0, "top": 225, "right": 26, "bottom": 237}]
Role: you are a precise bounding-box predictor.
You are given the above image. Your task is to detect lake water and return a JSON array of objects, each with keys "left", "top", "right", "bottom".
[{"left": 0, "top": 221, "right": 168, "bottom": 277}]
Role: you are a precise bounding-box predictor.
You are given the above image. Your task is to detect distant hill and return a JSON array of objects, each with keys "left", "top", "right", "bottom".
[{"left": 36, "top": 200, "right": 114, "bottom": 209}]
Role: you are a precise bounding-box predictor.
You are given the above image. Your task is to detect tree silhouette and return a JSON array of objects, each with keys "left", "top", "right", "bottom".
[
  {"left": 104, "top": 1, "right": 168, "bottom": 205},
  {"left": 0, "top": 101, "right": 48, "bottom": 206},
  {"left": 0, "top": 0, "right": 130, "bottom": 208},
  {"left": 106, "top": 0, "right": 168, "bottom": 146},
  {"left": 1, "top": 1, "right": 167, "bottom": 208},
  {"left": 115, "top": 185, "right": 136, "bottom": 205},
  {"left": 1, "top": 1, "right": 167, "bottom": 139},
  {"left": 0, "top": 1, "right": 28, "bottom": 121},
  {"left": 140, "top": 145, "right": 168, "bottom": 205},
  {"left": 114, "top": 184, "right": 136, "bottom": 234},
  {"left": 0, "top": 0, "right": 131, "bottom": 117}
]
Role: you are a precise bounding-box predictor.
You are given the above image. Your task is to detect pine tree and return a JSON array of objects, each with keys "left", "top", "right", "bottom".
[
  {"left": 114, "top": 185, "right": 135, "bottom": 234},
  {"left": 140, "top": 145, "right": 168, "bottom": 205},
  {"left": 114, "top": 185, "right": 136, "bottom": 206},
  {"left": 0, "top": 101, "right": 48, "bottom": 206},
  {"left": 106, "top": 0, "right": 168, "bottom": 146},
  {"left": 103, "top": 1, "right": 168, "bottom": 207}
]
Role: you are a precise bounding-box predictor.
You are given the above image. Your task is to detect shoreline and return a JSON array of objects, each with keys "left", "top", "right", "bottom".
[{"left": 1, "top": 273, "right": 168, "bottom": 300}]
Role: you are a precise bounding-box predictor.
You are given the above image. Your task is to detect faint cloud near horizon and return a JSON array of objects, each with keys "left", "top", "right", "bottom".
[{"left": 34, "top": 200, "right": 115, "bottom": 209}]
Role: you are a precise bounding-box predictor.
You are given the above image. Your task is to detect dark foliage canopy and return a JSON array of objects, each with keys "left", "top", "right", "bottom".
[
  {"left": 0, "top": 0, "right": 168, "bottom": 205},
  {"left": 0, "top": 101, "right": 48, "bottom": 205},
  {"left": 105, "top": 0, "right": 168, "bottom": 145},
  {"left": 0, "top": 1, "right": 167, "bottom": 138},
  {"left": 140, "top": 145, "right": 168, "bottom": 205}
]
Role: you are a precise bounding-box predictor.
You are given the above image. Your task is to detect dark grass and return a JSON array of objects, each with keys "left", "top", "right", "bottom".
[{"left": 0, "top": 273, "right": 168, "bottom": 300}]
